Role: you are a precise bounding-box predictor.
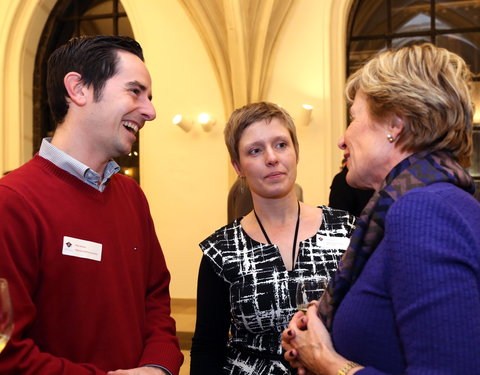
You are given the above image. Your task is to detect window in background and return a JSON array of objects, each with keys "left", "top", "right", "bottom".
[{"left": 33, "top": 0, "right": 140, "bottom": 183}]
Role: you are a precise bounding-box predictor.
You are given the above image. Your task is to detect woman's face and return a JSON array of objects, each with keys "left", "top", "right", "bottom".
[
  {"left": 234, "top": 117, "right": 298, "bottom": 199},
  {"left": 338, "top": 90, "right": 398, "bottom": 190}
]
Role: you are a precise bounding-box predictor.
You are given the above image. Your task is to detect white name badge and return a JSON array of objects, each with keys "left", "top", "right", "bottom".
[
  {"left": 319, "top": 236, "right": 351, "bottom": 250},
  {"left": 62, "top": 236, "right": 102, "bottom": 262}
]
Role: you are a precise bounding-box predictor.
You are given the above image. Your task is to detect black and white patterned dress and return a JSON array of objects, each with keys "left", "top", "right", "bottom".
[{"left": 198, "top": 206, "right": 356, "bottom": 375}]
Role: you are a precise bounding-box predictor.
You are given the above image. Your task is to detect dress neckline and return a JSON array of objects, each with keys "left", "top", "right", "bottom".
[{"left": 237, "top": 205, "right": 327, "bottom": 261}]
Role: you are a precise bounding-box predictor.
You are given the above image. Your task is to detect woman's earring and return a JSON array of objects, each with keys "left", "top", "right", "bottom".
[{"left": 387, "top": 134, "right": 395, "bottom": 143}]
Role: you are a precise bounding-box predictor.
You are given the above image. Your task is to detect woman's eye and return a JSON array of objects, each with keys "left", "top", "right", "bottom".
[
  {"left": 248, "top": 148, "right": 261, "bottom": 155},
  {"left": 276, "top": 142, "right": 287, "bottom": 149},
  {"left": 130, "top": 88, "right": 140, "bottom": 95}
]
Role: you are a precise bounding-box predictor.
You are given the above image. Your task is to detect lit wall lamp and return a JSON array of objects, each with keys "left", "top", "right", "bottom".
[
  {"left": 198, "top": 112, "right": 216, "bottom": 132},
  {"left": 172, "top": 114, "right": 193, "bottom": 132},
  {"left": 298, "top": 104, "right": 313, "bottom": 126}
]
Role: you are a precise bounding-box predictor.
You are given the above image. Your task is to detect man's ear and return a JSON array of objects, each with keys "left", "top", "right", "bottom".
[{"left": 64, "top": 72, "right": 89, "bottom": 106}]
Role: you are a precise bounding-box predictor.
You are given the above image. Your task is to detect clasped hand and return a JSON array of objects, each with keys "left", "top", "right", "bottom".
[{"left": 281, "top": 301, "right": 347, "bottom": 375}]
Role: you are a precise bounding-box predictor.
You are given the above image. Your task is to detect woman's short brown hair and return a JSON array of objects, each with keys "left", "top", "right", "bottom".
[
  {"left": 224, "top": 102, "right": 299, "bottom": 166},
  {"left": 346, "top": 43, "right": 474, "bottom": 167}
]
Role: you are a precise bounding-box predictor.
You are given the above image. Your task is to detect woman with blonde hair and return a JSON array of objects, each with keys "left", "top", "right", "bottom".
[{"left": 282, "top": 43, "right": 480, "bottom": 374}]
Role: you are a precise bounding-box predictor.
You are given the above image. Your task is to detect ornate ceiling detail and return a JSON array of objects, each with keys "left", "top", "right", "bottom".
[{"left": 178, "top": 0, "right": 295, "bottom": 116}]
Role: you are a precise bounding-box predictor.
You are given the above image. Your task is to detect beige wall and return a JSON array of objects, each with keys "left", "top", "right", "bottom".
[
  {"left": 269, "top": 0, "right": 341, "bottom": 208},
  {"left": 127, "top": 0, "right": 228, "bottom": 299},
  {"left": 0, "top": 0, "right": 353, "bottom": 299}
]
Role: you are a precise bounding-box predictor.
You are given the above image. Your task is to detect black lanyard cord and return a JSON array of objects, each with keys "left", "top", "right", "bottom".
[{"left": 254, "top": 201, "right": 300, "bottom": 268}]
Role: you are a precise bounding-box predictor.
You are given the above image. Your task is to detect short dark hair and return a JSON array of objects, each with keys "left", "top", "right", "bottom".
[{"left": 47, "top": 35, "right": 144, "bottom": 125}]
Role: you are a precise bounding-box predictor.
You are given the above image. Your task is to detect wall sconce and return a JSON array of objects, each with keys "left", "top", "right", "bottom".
[
  {"left": 198, "top": 112, "right": 216, "bottom": 132},
  {"left": 297, "top": 104, "right": 313, "bottom": 127},
  {"left": 172, "top": 114, "right": 193, "bottom": 132}
]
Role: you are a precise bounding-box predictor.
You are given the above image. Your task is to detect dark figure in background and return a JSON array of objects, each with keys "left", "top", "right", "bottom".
[
  {"left": 328, "top": 165, "right": 373, "bottom": 217},
  {"left": 0, "top": 36, "right": 182, "bottom": 375},
  {"left": 228, "top": 177, "right": 304, "bottom": 223}
]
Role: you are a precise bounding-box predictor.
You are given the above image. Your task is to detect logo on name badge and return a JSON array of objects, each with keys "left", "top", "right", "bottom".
[
  {"left": 318, "top": 236, "right": 350, "bottom": 250},
  {"left": 62, "top": 236, "right": 102, "bottom": 262}
]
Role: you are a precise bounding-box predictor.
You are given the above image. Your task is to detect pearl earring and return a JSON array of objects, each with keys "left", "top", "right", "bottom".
[{"left": 387, "top": 134, "right": 395, "bottom": 143}]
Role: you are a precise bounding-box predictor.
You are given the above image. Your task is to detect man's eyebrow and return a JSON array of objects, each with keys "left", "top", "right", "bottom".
[
  {"left": 126, "top": 80, "right": 152, "bottom": 100},
  {"left": 126, "top": 80, "right": 146, "bottom": 90}
]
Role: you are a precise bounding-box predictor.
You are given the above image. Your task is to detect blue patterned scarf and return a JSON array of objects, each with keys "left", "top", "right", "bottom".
[{"left": 318, "top": 151, "right": 475, "bottom": 330}]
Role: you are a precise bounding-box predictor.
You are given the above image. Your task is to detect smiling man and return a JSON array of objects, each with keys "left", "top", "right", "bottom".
[{"left": 0, "top": 36, "right": 183, "bottom": 375}]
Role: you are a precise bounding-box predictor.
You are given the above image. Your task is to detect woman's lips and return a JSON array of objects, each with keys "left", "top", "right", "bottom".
[{"left": 265, "top": 171, "right": 285, "bottom": 179}]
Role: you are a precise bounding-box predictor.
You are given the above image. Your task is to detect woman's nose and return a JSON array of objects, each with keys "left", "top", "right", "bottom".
[{"left": 265, "top": 147, "right": 279, "bottom": 165}]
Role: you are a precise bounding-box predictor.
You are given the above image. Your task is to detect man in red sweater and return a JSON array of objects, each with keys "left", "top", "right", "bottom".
[{"left": 0, "top": 36, "right": 183, "bottom": 375}]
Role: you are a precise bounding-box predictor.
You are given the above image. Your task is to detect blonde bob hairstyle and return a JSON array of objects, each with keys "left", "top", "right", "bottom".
[
  {"left": 224, "top": 101, "right": 299, "bottom": 166},
  {"left": 346, "top": 43, "right": 474, "bottom": 167}
]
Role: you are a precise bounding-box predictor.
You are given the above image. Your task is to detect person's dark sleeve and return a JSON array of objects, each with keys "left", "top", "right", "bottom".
[
  {"left": 190, "top": 255, "right": 230, "bottom": 374},
  {"left": 328, "top": 168, "right": 355, "bottom": 212},
  {"left": 329, "top": 167, "right": 373, "bottom": 216}
]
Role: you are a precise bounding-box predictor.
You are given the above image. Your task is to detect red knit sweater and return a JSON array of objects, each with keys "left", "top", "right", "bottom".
[{"left": 0, "top": 155, "right": 183, "bottom": 374}]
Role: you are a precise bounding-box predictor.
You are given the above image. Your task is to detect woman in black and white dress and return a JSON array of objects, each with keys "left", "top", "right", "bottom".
[{"left": 190, "top": 102, "right": 356, "bottom": 375}]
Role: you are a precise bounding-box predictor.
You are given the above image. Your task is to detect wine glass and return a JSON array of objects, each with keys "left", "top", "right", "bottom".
[
  {"left": 0, "top": 278, "right": 14, "bottom": 353},
  {"left": 295, "top": 277, "right": 328, "bottom": 312}
]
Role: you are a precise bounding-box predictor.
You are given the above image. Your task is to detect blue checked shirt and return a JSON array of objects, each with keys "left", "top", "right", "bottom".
[{"left": 38, "top": 138, "right": 120, "bottom": 192}]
